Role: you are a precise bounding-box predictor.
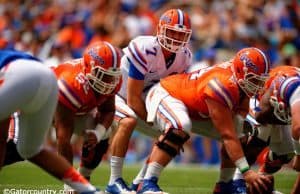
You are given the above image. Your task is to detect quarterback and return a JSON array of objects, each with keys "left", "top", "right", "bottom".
[{"left": 106, "top": 8, "right": 193, "bottom": 194}]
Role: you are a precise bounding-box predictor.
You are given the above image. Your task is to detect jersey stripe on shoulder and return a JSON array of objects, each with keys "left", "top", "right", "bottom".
[
  {"left": 208, "top": 78, "right": 234, "bottom": 109},
  {"left": 128, "top": 42, "right": 148, "bottom": 72},
  {"left": 58, "top": 79, "right": 82, "bottom": 109}
]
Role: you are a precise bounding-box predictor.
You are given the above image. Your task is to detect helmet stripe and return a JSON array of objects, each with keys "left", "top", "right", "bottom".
[
  {"left": 177, "top": 9, "right": 184, "bottom": 25},
  {"left": 104, "top": 41, "right": 118, "bottom": 69},
  {"left": 254, "top": 48, "right": 269, "bottom": 74},
  {"left": 280, "top": 76, "right": 300, "bottom": 100}
]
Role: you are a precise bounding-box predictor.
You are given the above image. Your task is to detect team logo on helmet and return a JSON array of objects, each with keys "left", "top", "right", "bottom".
[
  {"left": 83, "top": 41, "right": 121, "bottom": 95},
  {"left": 88, "top": 48, "right": 105, "bottom": 66},
  {"left": 157, "top": 9, "right": 192, "bottom": 53},
  {"left": 240, "top": 54, "right": 259, "bottom": 73}
]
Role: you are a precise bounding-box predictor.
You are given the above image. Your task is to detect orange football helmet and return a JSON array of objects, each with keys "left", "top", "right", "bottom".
[
  {"left": 83, "top": 41, "right": 121, "bottom": 95},
  {"left": 232, "top": 47, "right": 270, "bottom": 97},
  {"left": 157, "top": 9, "right": 192, "bottom": 53},
  {"left": 268, "top": 67, "right": 300, "bottom": 123}
]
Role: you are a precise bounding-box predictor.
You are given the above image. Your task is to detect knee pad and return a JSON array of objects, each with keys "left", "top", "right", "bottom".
[
  {"left": 156, "top": 128, "right": 190, "bottom": 157},
  {"left": 81, "top": 138, "right": 109, "bottom": 169}
]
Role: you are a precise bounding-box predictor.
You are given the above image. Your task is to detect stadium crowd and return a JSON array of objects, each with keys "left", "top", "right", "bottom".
[{"left": 0, "top": 0, "right": 299, "bottom": 165}]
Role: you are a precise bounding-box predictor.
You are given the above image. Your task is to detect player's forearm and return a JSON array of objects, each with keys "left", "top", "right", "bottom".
[{"left": 223, "top": 138, "right": 250, "bottom": 173}]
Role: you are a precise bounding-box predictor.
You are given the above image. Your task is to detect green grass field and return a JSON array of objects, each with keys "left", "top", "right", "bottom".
[{"left": 0, "top": 161, "right": 298, "bottom": 194}]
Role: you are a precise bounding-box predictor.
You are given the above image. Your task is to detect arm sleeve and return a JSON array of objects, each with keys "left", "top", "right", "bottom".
[{"left": 128, "top": 58, "right": 145, "bottom": 80}]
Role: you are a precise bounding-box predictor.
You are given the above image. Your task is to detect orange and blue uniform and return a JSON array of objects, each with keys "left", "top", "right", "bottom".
[
  {"left": 53, "top": 59, "right": 121, "bottom": 115},
  {"left": 160, "top": 65, "right": 241, "bottom": 119}
]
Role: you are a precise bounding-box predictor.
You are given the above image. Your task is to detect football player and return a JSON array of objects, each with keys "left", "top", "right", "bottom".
[
  {"left": 132, "top": 47, "right": 273, "bottom": 194},
  {"left": 2, "top": 41, "right": 122, "bottom": 193},
  {"left": 223, "top": 65, "right": 300, "bottom": 194},
  {"left": 105, "top": 8, "right": 193, "bottom": 194},
  {"left": 52, "top": 41, "right": 122, "bottom": 191},
  {"left": 0, "top": 50, "right": 100, "bottom": 194}
]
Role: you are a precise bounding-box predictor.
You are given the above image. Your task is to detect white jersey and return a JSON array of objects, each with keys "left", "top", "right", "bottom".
[{"left": 118, "top": 36, "right": 192, "bottom": 99}]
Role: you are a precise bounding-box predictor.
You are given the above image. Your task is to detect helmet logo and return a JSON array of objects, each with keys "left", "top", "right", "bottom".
[
  {"left": 240, "top": 54, "right": 258, "bottom": 73},
  {"left": 88, "top": 48, "right": 105, "bottom": 65},
  {"left": 160, "top": 15, "right": 172, "bottom": 24}
]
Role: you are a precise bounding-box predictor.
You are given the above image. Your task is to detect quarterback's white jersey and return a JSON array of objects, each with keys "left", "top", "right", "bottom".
[{"left": 118, "top": 36, "right": 192, "bottom": 100}]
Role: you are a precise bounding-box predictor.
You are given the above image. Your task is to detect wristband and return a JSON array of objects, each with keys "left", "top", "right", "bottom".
[
  {"left": 235, "top": 157, "right": 250, "bottom": 174},
  {"left": 292, "top": 138, "right": 300, "bottom": 155}
]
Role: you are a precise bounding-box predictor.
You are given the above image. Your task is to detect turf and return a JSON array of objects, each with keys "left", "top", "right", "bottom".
[{"left": 0, "top": 161, "right": 297, "bottom": 194}]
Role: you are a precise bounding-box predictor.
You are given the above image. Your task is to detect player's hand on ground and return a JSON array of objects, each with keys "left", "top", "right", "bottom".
[
  {"left": 293, "top": 155, "right": 300, "bottom": 171},
  {"left": 243, "top": 169, "right": 274, "bottom": 194}
]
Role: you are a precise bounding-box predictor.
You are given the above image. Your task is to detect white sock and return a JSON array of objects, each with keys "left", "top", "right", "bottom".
[
  {"left": 109, "top": 156, "right": 124, "bottom": 185},
  {"left": 233, "top": 168, "right": 244, "bottom": 180},
  {"left": 78, "top": 166, "right": 93, "bottom": 178},
  {"left": 144, "top": 162, "right": 164, "bottom": 180},
  {"left": 219, "top": 168, "right": 236, "bottom": 183},
  {"left": 132, "top": 162, "right": 148, "bottom": 184}
]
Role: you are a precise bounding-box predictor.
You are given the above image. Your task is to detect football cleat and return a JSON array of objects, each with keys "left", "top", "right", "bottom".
[
  {"left": 81, "top": 189, "right": 105, "bottom": 194},
  {"left": 232, "top": 179, "right": 247, "bottom": 194},
  {"left": 213, "top": 181, "right": 232, "bottom": 194},
  {"left": 213, "top": 180, "right": 246, "bottom": 194},
  {"left": 129, "top": 182, "right": 140, "bottom": 192},
  {"left": 105, "top": 178, "right": 136, "bottom": 194},
  {"left": 64, "top": 184, "right": 75, "bottom": 194},
  {"left": 137, "top": 177, "right": 168, "bottom": 194}
]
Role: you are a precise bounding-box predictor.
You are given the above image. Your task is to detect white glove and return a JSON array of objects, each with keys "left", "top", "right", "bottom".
[{"left": 85, "top": 124, "right": 112, "bottom": 142}]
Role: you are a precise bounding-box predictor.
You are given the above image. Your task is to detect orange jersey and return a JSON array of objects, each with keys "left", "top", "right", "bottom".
[
  {"left": 160, "top": 65, "right": 241, "bottom": 118},
  {"left": 53, "top": 59, "right": 120, "bottom": 115}
]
